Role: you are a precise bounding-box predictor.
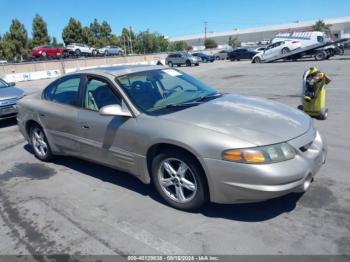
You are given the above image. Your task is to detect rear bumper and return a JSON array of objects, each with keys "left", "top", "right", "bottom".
[{"left": 203, "top": 129, "right": 327, "bottom": 204}]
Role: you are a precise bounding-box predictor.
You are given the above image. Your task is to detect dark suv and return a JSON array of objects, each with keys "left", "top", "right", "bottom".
[{"left": 228, "top": 48, "right": 257, "bottom": 61}]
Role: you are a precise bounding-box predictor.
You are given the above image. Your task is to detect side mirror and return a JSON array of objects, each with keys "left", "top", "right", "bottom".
[
  {"left": 99, "top": 104, "right": 132, "bottom": 117},
  {"left": 9, "top": 82, "right": 16, "bottom": 86}
]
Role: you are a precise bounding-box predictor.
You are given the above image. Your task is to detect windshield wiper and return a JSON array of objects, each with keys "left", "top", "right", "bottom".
[
  {"left": 165, "top": 101, "right": 200, "bottom": 108},
  {"left": 195, "top": 92, "right": 222, "bottom": 102}
]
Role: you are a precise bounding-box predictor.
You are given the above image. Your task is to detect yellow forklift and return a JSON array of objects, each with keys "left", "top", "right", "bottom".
[{"left": 298, "top": 67, "right": 331, "bottom": 120}]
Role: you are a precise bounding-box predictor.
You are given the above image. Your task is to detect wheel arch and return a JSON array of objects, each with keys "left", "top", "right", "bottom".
[
  {"left": 145, "top": 142, "right": 210, "bottom": 198},
  {"left": 25, "top": 119, "right": 42, "bottom": 138}
]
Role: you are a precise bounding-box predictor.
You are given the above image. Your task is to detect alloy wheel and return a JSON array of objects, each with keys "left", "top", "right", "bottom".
[
  {"left": 158, "top": 158, "right": 197, "bottom": 203},
  {"left": 32, "top": 127, "right": 48, "bottom": 158}
]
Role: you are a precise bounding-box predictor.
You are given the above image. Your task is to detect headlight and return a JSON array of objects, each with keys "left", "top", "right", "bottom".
[{"left": 222, "top": 143, "right": 297, "bottom": 164}]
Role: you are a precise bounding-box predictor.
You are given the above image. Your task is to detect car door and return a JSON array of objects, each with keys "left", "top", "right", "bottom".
[
  {"left": 83, "top": 44, "right": 91, "bottom": 53},
  {"left": 172, "top": 54, "right": 180, "bottom": 64},
  {"left": 76, "top": 74, "right": 139, "bottom": 173},
  {"left": 40, "top": 75, "right": 83, "bottom": 155},
  {"left": 272, "top": 41, "right": 283, "bottom": 55},
  {"left": 262, "top": 43, "right": 276, "bottom": 59},
  {"left": 244, "top": 49, "right": 253, "bottom": 59},
  {"left": 110, "top": 46, "right": 117, "bottom": 54},
  {"left": 240, "top": 49, "right": 249, "bottom": 59},
  {"left": 44, "top": 46, "right": 53, "bottom": 57}
]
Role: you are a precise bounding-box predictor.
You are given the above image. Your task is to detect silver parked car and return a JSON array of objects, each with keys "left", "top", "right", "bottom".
[
  {"left": 214, "top": 50, "right": 230, "bottom": 60},
  {"left": 165, "top": 52, "right": 199, "bottom": 67},
  {"left": 17, "top": 65, "right": 327, "bottom": 210},
  {"left": 98, "top": 46, "right": 124, "bottom": 56},
  {"left": 0, "top": 79, "right": 25, "bottom": 120}
]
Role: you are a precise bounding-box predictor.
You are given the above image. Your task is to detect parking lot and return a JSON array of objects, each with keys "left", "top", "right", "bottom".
[{"left": 1, "top": 57, "right": 350, "bottom": 256}]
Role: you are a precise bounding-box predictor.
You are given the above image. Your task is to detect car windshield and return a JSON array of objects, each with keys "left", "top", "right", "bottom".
[
  {"left": 116, "top": 69, "right": 219, "bottom": 115},
  {"left": 0, "top": 79, "right": 9, "bottom": 88}
]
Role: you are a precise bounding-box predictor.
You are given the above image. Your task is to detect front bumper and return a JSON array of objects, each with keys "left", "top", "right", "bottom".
[
  {"left": 204, "top": 129, "right": 327, "bottom": 204},
  {"left": 0, "top": 104, "right": 17, "bottom": 119}
]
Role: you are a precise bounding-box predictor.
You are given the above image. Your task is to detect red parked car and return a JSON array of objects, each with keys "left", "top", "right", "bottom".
[{"left": 31, "top": 45, "right": 66, "bottom": 59}]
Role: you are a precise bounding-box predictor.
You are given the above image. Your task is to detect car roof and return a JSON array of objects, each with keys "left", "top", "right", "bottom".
[{"left": 77, "top": 65, "right": 167, "bottom": 77}]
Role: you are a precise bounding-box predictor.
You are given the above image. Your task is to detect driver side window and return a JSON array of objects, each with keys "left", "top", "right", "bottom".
[{"left": 84, "top": 77, "right": 121, "bottom": 111}]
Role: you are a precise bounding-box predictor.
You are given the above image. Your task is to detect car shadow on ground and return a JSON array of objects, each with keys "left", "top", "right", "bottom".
[
  {"left": 0, "top": 118, "right": 17, "bottom": 128},
  {"left": 24, "top": 144, "right": 303, "bottom": 222}
]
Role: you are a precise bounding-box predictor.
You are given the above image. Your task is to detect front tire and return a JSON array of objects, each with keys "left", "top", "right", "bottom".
[
  {"left": 30, "top": 125, "right": 53, "bottom": 162},
  {"left": 186, "top": 60, "right": 191, "bottom": 67},
  {"left": 253, "top": 57, "right": 261, "bottom": 63},
  {"left": 41, "top": 52, "right": 47, "bottom": 59},
  {"left": 151, "top": 149, "right": 208, "bottom": 211},
  {"left": 167, "top": 61, "right": 173, "bottom": 67}
]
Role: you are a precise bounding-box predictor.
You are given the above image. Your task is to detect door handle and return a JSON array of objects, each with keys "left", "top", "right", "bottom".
[
  {"left": 81, "top": 124, "right": 90, "bottom": 129},
  {"left": 39, "top": 113, "right": 46, "bottom": 117}
]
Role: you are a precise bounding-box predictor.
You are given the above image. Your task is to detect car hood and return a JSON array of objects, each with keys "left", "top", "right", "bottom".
[
  {"left": 159, "top": 94, "right": 311, "bottom": 146},
  {"left": 0, "top": 86, "right": 24, "bottom": 100}
]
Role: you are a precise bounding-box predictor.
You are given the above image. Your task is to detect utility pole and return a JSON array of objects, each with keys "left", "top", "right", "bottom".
[{"left": 204, "top": 21, "right": 208, "bottom": 41}]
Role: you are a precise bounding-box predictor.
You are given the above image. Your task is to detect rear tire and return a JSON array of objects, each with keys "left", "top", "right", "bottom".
[
  {"left": 30, "top": 125, "right": 53, "bottom": 162},
  {"left": 281, "top": 47, "right": 290, "bottom": 55},
  {"left": 167, "top": 61, "right": 173, "bottom": 67},
  {"left": 151, "top": 149, "right": 208, "bottom": 211},
  {"left": 315, "top": 51, "right": 327, "bottom": 61},
  {"left": 216, "top": 56, "right": 220, "bottom": 60},
  {"left": 75, "top": 49, "right": 81, "bottom": 57},
  {"left": 186, "top": 60, "right": 191, "bottom": 67}
]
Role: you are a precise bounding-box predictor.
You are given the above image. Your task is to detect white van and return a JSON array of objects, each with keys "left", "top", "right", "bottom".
[{"left": 271, "top": 31, "right": 331, "bottom": 48}]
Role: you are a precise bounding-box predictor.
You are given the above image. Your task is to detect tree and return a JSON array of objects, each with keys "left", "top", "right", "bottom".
[
  {"left": 2, "top": 19, "right": 28, "bottom": 61},
  {"left": 313, "top": 20, "right": 331, "bottom": 32},
  {"left": 32, "top": 14, "right": 50, "bottom": 46},
  {"left": 62, "top": 18, "right": 83, "bottom": 45},
  {"left": 99, "top": 21, "right": 113, "bottom": 47},
  {"left": 157, "top": 35, "right": 169, "bottom": 52},
  {"left": 51, "top": 36, "right": 63, "bottom": 47},
  {"left": 204, "top": 38, "right": 218, "bottom": 49},
  {"left": 168, "top": 41, "right": 188, "bottom": 51},
  {"left": 228, "top": 36, "right": 241, "bottom": 48},
  {"left": 88, "top": 19, "right": 116, "bottom": 48},
  {"left": 133, "top": 30, "right": 169, "bottom": 54},
  {"left": 121, "top": 27, "right": 136, "bottom": 54},
  {"left": 82, "top": 26, "right": 93, "bottom": 45}
]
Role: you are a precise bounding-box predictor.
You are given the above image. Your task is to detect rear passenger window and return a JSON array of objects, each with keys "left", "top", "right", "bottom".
[{"left": 44, "top": 76, "right": 81, "bottom": 106}]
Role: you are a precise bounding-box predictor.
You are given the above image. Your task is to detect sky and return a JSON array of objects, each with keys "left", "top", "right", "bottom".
[{"left": 0, "top": 0, "right": 349, "bottom": 42}]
